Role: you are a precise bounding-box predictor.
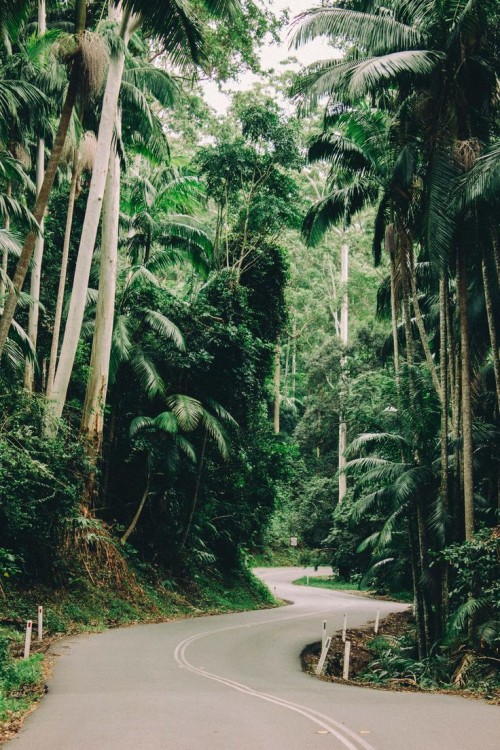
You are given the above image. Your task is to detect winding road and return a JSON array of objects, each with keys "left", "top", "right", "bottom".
[{"left": 6, "top": 567, "right": 499, "bottom": 749}]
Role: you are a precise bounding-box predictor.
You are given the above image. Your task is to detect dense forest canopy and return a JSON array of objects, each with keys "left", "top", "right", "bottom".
[{"left": 0, "top": 0, "right": 499, "bottom": 697}]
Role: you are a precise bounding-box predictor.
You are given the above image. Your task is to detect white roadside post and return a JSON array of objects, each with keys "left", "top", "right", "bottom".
[
  {"left": 24, "top": 620, "right": 33, "bottom": 659},
  {"left": 306, "top": 575, "right": 310, "bottom": 586},
  {"left": 290, "top": 536, "right": 298, "bottom": 547},
  {"left": 343, "top": 640, "right": 351, "bottom": 680},
  {"left": 342, "top": 612, "right": 347, "bottom": 642},
  {"left": 38, "top": 606, "right": 43, "bottom": 642},
  {"left": 374, "top": 609, "right": 380, "bottom": 634},
  {"left": 315, "top": 636, "right": 332, "bottom": 676},
  {"left": 322, "top": 620, "right": 327, "bottom": 649}
]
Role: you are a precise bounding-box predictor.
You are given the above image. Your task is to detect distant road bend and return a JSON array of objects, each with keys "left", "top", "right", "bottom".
[{"left": 7, "top": 567, "right": 500, "bottom": 750}]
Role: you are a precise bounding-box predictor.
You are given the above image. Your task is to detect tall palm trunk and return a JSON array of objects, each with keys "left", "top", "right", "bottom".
[
  {"left": 0, "top": 0, "right": 87, "bottom": 358},
  {"left": 408, "top": 243, "right": 442, "bottom": 400},
  {"left": 456, "top": 245, "right": 474, "bottom": 540},
  {"left": 273, "top": 341, "right": 280, "bottom": 434},
  {"left": 46, "top": 155, "right": 80, "bottom": 399},
  {"left": 24, "top": 0, "right": 47, "bottom": 391},
  {"left": 80, "top": 139, "right": 120, "bottom": 450},
  {"left": 481, "top": 257, "right": 500, "bottom": 411},
  {"left": 49, "top": 9, "right": 136, "bottom": 422},
  {"left": 0, "top": 183, "right": 11, "bottom": 312},
  {"left": 439, "top": 277, "right": 449, "bottom": 631},
  {"left": 179, "top": 428, "right": 209, "bottom": 553},
  {"left": 408, "top": 511, "right": 428, "bottom": 660},
  {"left": 386, "top": 225, "right": 400, "bottom": 384},
  {"left": 338, "top": 242, "right": 348, "bottom": 503}
]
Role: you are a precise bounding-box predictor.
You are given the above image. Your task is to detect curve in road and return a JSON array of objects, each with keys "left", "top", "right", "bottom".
[{"left": 5, "top": 567, "right": 499, "bottom": 750}]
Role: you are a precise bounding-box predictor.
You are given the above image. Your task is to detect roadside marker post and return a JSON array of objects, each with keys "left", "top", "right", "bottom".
[
  {"left": 24, "top": 621, "right": 33, "bottom": 659},
  {"left": 343, "top": 640, "right": 351, "bottom": 680},
  {"left": 342, "top": 612, "right": 347, "bottom": 642},
  {"left": 38, "top": 606, "right": 43, "bottom": 642},
  {"left": 306, "top": 576, "right": 310, "bottom": 586},
  {"left": 315, "top": 636, "right": 332, "bottom": 676},
  {"left": 374, "top": 609, "right": 380, "bottom": 634},
  {"left": 322, "top": 620, "right": 327, "bottom": 649}
]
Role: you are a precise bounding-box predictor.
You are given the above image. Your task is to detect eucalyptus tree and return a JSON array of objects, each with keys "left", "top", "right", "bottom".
[{"left": 49, "top": 0, "right": 243, "bottom": 429}]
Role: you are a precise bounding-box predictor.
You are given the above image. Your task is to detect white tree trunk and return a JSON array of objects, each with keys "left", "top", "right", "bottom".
[
  {"left": 80, "top": 138, "right": 120, "bottom": 447},
  {"left": 23, "top": 0, "right": 46, "bottom": 391},
  {"left": 338, "top": 242, "right": 349, "bottom": 503},
  {"left": 274, "top": 342, "right": 280, "bottom": 434},
  {"left": 48, "top": 29, "right": 127, "bottom": 421},
  {"left": 46, "top": 156, "right": 79, "bottom": 399},
  {"left": 0, "top": 184, "right": 11, "bottom": 312},
  {"left": 24, "top": 137, "right": 45, "bottom": 390}
]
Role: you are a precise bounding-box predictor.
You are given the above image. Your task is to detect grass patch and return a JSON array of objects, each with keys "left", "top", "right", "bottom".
[
  {"left": 293, "top": 575, "right": 369, "bottom": 591},
  {"left": 293, "top": 576, "right": 413, "bottom": 602}
]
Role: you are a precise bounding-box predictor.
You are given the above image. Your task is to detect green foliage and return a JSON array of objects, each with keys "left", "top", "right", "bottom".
[
  {"left": 442, "top": 531, "right": 500, "bottom": 649},
  {"left": 0, "top": 393, "right": 87, "bottom": 583}
]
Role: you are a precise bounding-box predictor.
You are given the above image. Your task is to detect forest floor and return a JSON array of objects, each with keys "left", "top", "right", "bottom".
[{"left": 301, "top": 610, "right": 500, "bottom": 704}]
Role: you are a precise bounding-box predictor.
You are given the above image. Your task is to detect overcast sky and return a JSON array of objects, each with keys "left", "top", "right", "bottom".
[{"left": 203, "top": 1, "right": 337, "bottom": 113}]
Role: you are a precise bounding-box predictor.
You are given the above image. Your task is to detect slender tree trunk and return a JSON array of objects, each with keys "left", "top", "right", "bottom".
[
  {"left": 283, "top": 333, "right": 290, "bottom": 399},
  {"left": 386, "top": 226, "right": 400, "bottom": 384},
  {"left": 179, "top": 429, "right": 208, "bottom": 551},
  {"left": 24, "top": 145, "right": 45, "bottom": 390},
  {"left": 80, "top": 134, "right": 120, "bottom": 450},
  {"left": 23, "top": 0, "right": 47, "bottom": 391},
  {"left": 416, "top": 498, "right": 432, "bottom": 650},
  {"left": 0, "top": 0, "right": 87, "bottom": 357},
  {"left": 0, "top": 183, "right": 11, "bottom": 312},
  {"left": 492, "top": 227, "right": 500, "bottom": 289},
  {"left": 338, "top": 242, "right": 348, "bottom": 503},
  {"left": 439, "top": 277, "right": 450, "bottom": 631},
  {"left": 481, "top": 257, "right": 500, "bottom": 411},
  {"left": 408, "top": 244, "right": 442, "bottom": 400},
  {"left": 49, "top": 16, "right": 131, "bottom": 421},
  {"left": 291, "top": 317, "right": 297, "bottom": 401},
  {"left": 120, "top": 469, "right": 150, "bottom": 545},
  {"left": 456, "top": 246, "right": 474, "bottom": 540},
  {"left": 409, "top": 510, "right": 427, "bottom": 660},
  {"left": 46, "top": 157, "right": 80, "bottom": 399},
  {"left": 273, "top": 341, "right": 280, "bottom": 434},
  {"left": 399, "top": 228, "right": 415, "bottom": 371}
]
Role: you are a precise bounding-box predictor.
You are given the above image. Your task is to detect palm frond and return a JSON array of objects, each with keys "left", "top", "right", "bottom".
[
  {"left": 122, "top": 0, "right": 205, "bottom": 67},
  {"left": 346, "top": 431, "right": 410, "bottom": 456},
  {"left": 291, "top": 7, "right": 424, "bottom": 54},
  {"left": 129, "top": 415, "right": 155, "bottom": 437},
  {"left": 166, "top": 393, "right": 203, "bottom": 430},
  {"left": 154, "top": 410, "right": 179, "bottom": 433},
  {"left": 144, "top": 309, "right": 185, "bottom": 350},
  {"left": 302, "top": 177, "right": 378, "bottom": 245},
  {"left": 175, "top": 434, "right": 197, "bottom": 463},
  {"left": 344, "top": 50, "right": 444, "bottom": 98},
  {"left": 129, "top": 346, "right": 165, "bottom": 398},
  {"left": 201, "top": 410, "right": 230, "bottom": 458}
]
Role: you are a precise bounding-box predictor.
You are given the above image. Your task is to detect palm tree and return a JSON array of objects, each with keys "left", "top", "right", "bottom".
[
  {"left": 123, "top": 394, "right": 235, "bottom": 549},
  {"left": 293, "top": 0, "right": 499, "bottom": 542},
  {"left": 0, "top": 0, "right": 89, "bottom": 355},
  {"left": 344, "top": 365, "right": 444, "bottom": 656}
]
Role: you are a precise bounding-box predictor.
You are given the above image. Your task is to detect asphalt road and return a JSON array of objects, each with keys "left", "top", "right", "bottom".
[{"left": 6, "top": 567, "right": 499, "bottom": 749}]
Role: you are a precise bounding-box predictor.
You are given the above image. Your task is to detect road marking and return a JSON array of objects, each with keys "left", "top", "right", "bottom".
[{"left": 173, "top": 605, "right": 377, "bottom": 750}]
